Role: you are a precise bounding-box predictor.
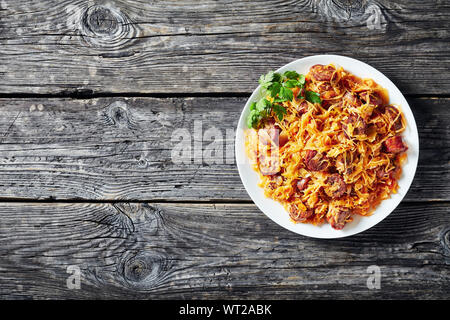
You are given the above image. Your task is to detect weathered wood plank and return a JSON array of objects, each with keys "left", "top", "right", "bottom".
[
  {"left": 0, "top": 201, "right": 448, "bottom": 299},
  {"left": 0, "top": 0, "right": 449, "bottom": 94},
  {"left": 0, "top": 96, "right": 447, "bottom": 202}
]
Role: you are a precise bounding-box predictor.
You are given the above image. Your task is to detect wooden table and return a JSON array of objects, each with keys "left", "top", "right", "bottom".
[{"left": 0, "top": 0, "right": 448, "bottom": 299}]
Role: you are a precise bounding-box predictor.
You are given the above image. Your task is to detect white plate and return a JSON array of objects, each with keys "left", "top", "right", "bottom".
[{"left": 235, "top": 55, "right": 419, "bottom": 239}]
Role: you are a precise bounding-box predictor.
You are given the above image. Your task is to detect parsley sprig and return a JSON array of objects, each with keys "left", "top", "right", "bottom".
[{"left": 247, "top": 70, "right": 322, "bottom": 129}]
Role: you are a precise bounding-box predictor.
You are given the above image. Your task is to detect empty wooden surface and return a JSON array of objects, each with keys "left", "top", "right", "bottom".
[
  {"left": 0, "top": 0, "right": 448, "bottom": 299},
  {"left": 1, "top": 0, "right": 449, "bottom": 95},
  {"left": 0, "top": 96, "right": 447, "bottom": 202},
  {"left": 0, "top": 202, "right": 449, "bottom": 299}
]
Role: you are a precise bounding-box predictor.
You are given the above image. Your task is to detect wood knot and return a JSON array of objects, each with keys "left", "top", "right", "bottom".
[
  {"left": 315, "top": 0, "right": 385, "bottom": 30},
  {"left": 332, "top": 0, "right": 363, "bottom": 11},
  {"left": 86, "top": 6, "right": 119, "bottom": 34},
  {"left": 440, "top": 226, "right": 450, "bottom": 256},
  {"left": 122, "top": 252, "right": 170, "bottom": 288},
  {"left": 118, "top": 203, "right": 162, "bottom": 236},
  {"left": 98, "top": 204, "right": 136, "bottom": 237},
  {"left": 102, "top": 101, "right": 138, "bottom": 129},
  {"left": 80, "top": 3, "right": 138, "bottom": 50}
]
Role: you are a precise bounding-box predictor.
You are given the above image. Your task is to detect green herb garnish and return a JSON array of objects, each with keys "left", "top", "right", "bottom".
[
  {"left": 247, "top": 70, "right": 321, "bottom": 128},
  {"left": 305, "top": 90, "right": 321, "bottom": 104}
]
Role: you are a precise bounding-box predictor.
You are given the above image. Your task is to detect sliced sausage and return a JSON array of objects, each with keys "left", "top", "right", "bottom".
[
  {"left": 296, "top": 177, "right": 311, "bottom": 192},
  {"left": 304, "top": 150, "right": 328, "bottom": 172},
  {"left": 341, "top": 74, "right": 363, "bottom": 92},
  {"left": 342, "top": 114, "right": 367, "bottom": 136},
  {"left": 267, "top": 174, "right": 284, "bottom": 190},
  {"left": 383, "top": 136, "right": 408, "bottom": 154},
  {"left": 343, "top": 92, "right": 362, "bottom": 107},
  {"left": 258, "top": 123, "right": 278, "bottom": 146},
  {"left": 318, "top": 82, "right": 338, "bottom": 100},
  {"left": 327, "top": 207, "right": 352, "bottom": 230},
  {"left": 385, "top": 106, "right": 403, "bottom": 131},
  {"left": 258, "top": 122, "right": 289, "bottom": 147},
  {"left": 289, "top": 204, "right": 314, "bottom": 222},
  {"left": 389, "top": 166, "right": 401, "bottom": 180},
  {"left": 309, "top": 64, "right": 336, "bottom": 82},
  {"left": 258, "top": 151, "right": 280, "bottom": 175},
  {"left": 360, "top": 91, "right": 383, "bottom": 107},
  {"left": 325, "top": 174, "right": 346, "bottom": 199}
]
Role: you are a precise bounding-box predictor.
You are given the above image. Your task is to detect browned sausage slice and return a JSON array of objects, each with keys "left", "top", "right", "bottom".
[
  {"left": 342, "top": 114, "right": 367, "bottom": 136},
  {"left": 296, "top": 177, "right": 311, "bottom": 192},
  {"left": 343, "top": 92, "right": 362, "bottom": 107},
  {"left": 258, "top": 122, "right": 289, "bottom": 147},
  {"left": 385, "top": 106, "right": 403, "bottom": 131},
  {"left": 383, "top": 136, "right": 407, "bottom": 154},
  {"left": 325, "top": 174, "right": 346, "bottom": 199},
  {"left": 289, "top": 204, "right": 314, "bottom": 222},
  {"left": 360, "top": 92, "right": 383, "bottom": 107},
  {"left": 304, "top": 150, "right": 328, "bottom": 172},
  {"left": 327, "top": 207, "right": 352, "bottom": 230},
  {"left": 309, "top": 64, "right": 336, "bottom": 82}
]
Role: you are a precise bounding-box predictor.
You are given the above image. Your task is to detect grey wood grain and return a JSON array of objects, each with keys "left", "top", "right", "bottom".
[
  {"left": 0, "top": 0, "right": 449, "bottom": 95},
  {"left": 0, "top": 201, "right": 448, "bottom": 299},
  {"left": 0, "top": 96, "right": 447, "bottom": 202},
  {"left": 0, "top": 0, "right": 448, "bottom": 301}
]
